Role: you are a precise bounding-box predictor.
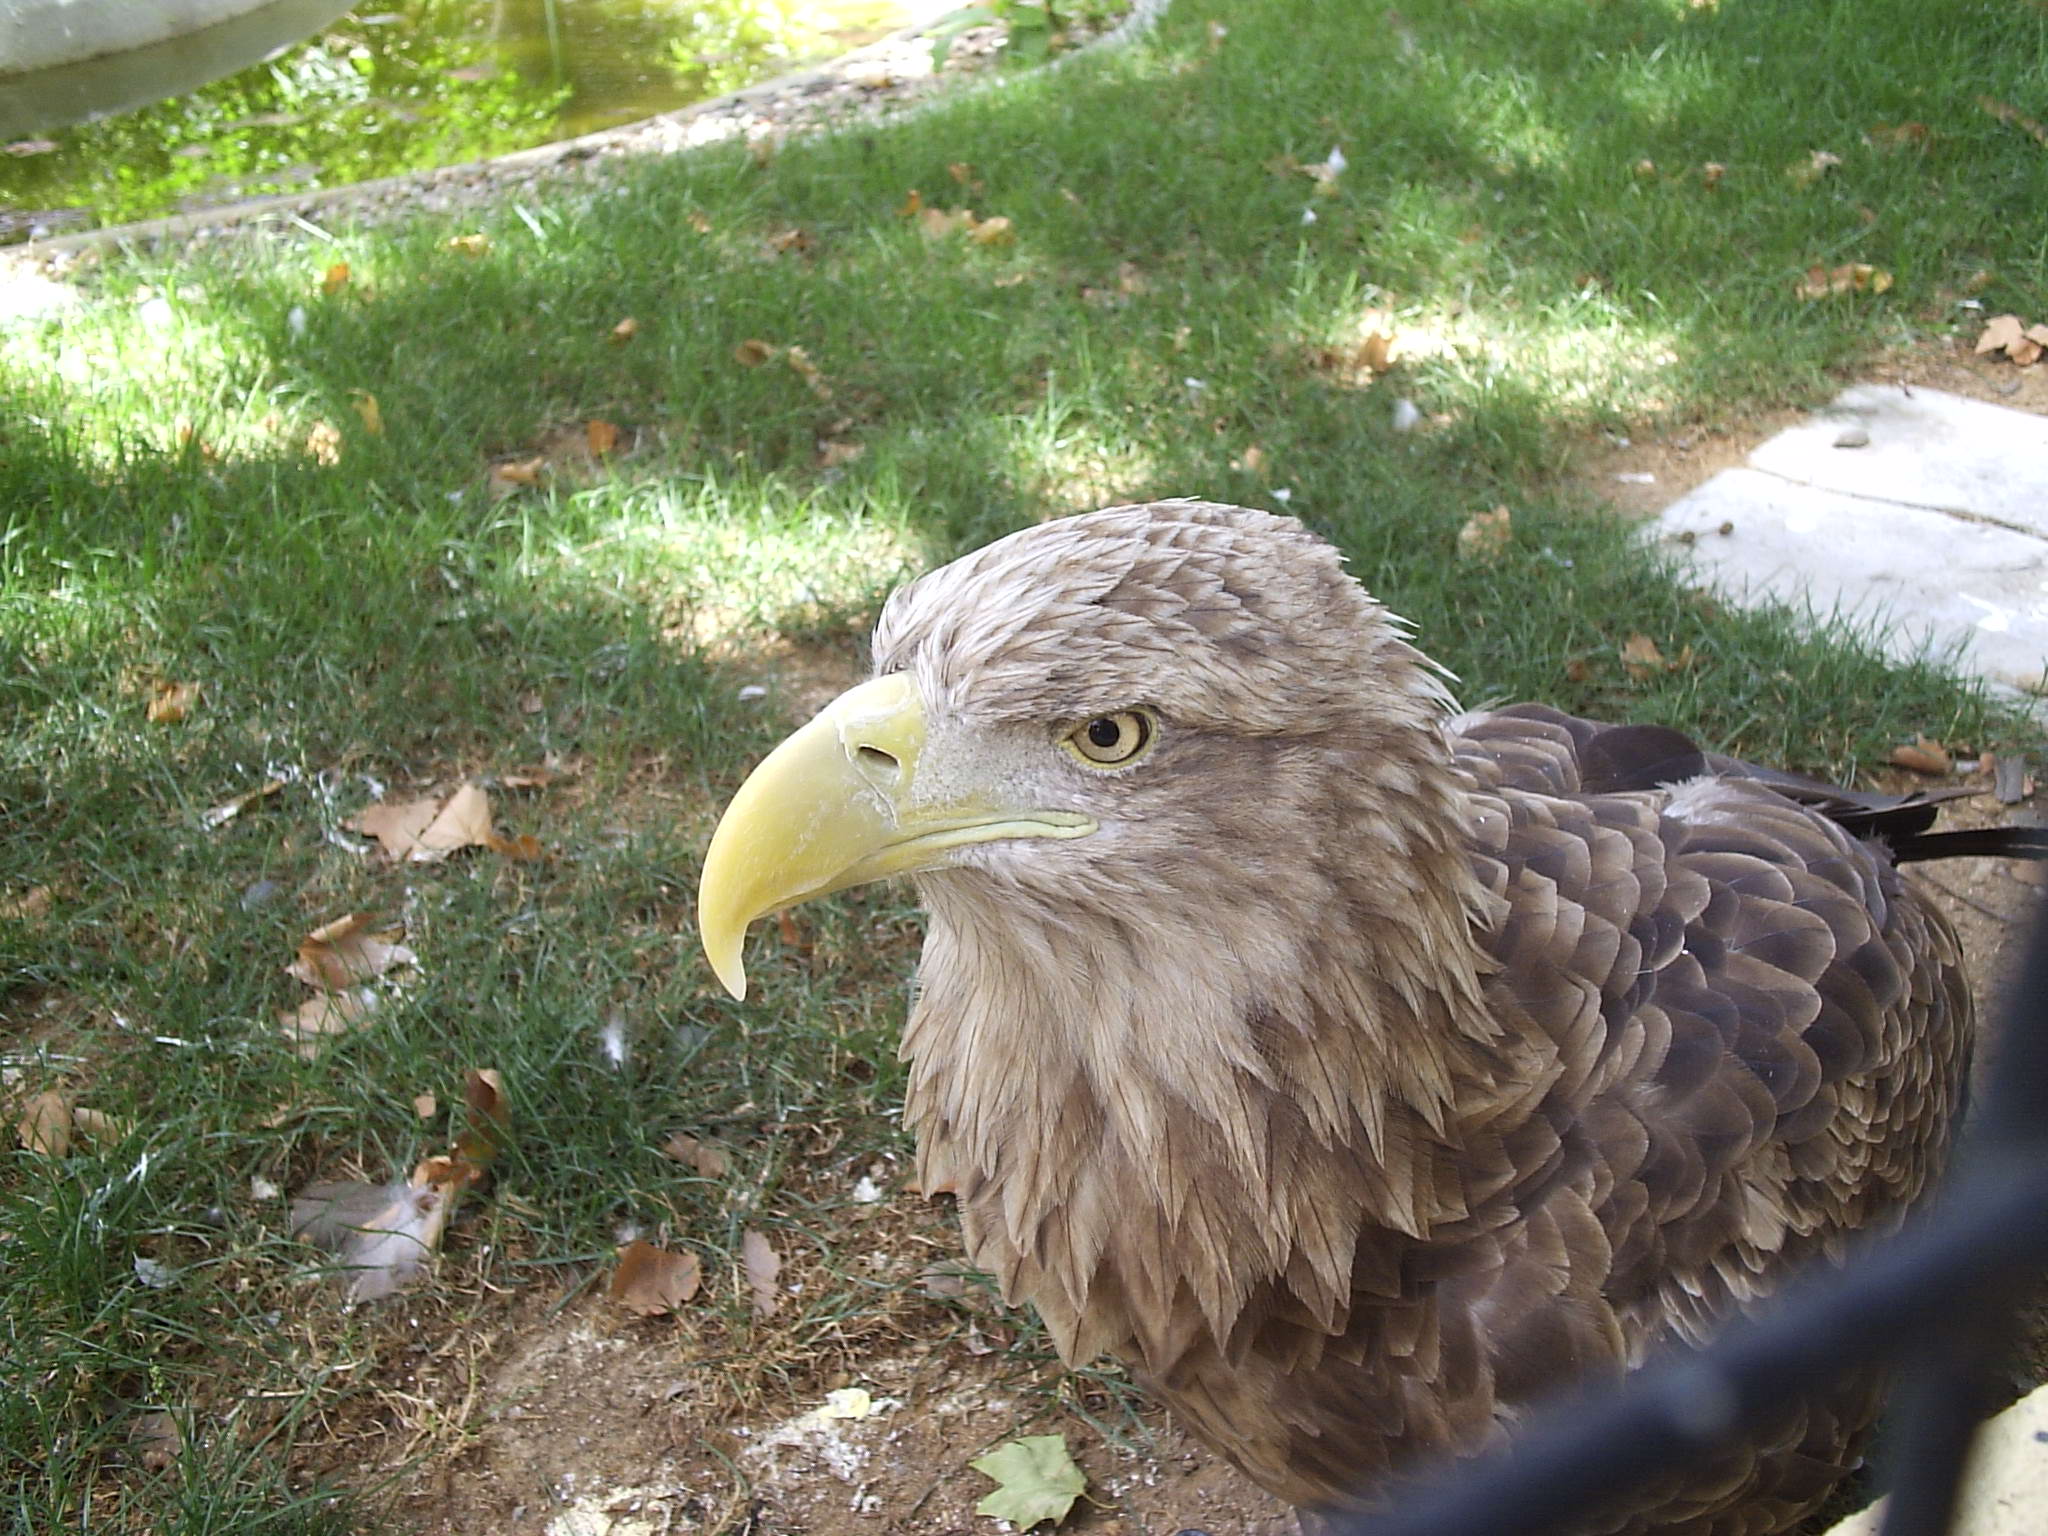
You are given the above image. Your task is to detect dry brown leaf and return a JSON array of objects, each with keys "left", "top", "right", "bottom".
[
  {"left": 660, "top": 1132, "right": 732, "bottom": 1178},
  {"left": 465, "top": 1067, "right": 509, "bottom": 1130},
  {"left": 278, "top": 986, "right": 377, "bottom": 1057},
  {"left": 1233, "top": 444, "right": 1267, "bottom": 475},
  {"left": 445, "top": 233, "right": 490, "bottom": 257},
  {"left": 348, "top": 796, "right": 439, "bottom": 860},
  {"left": 687, "top": 210, "right": 713, "bottom": 234},
  {"left": 15, "top": 1089, "right": 72, "bottom": 1155},
  {"left": 1564, "top": 656, "right": 1598, "bottom": 685},
  {"left": 784, "top": 346, "right": 832, "bottom": 400},
  {"left": 320, "top": 262, "right": 350, "bottom": 295},
  {"left": 609, "top": 316, "right": 639, "bottom": 344},
  {"left": 2, "top": 885, "right": 53, "bottom": 921},
  {"left": 586, "top": 418, "right": 620, "bottom": 457},
  {"left": 487, "top": 455, "right": 546, "bottom": 500},
  {"left": 816, "top": 437, "right": 864, "bottom": 470},
  {"left": 1890, "top": 735, "right": 1953, "bottom": 776},
  {"left": 1794, "top": 262, "right": 1892, "bottom": 300},
  {"left": 733, "top": 338, "right": 777, "bottom": 367},
  {"left": 611, "top": 1239, "right": 702, "bottom": 1315},
  {"left": 1457, "top": 506, "right": 1513, "bottom": 563},
  {"left": 485, "top": 830, "right": 544, "bottom": 861},
  {"left": 305, "top": 420, "right": 343, "bottom": 465},
  {"left": 201, "top": 778, "right": 284, "bottom": 829},
  {"left": 1976, "top": 314, "right": 2026, "bottom": 355},
  {"left": 765, "top": 227, "right": 812, "bottom": 256},
  {"left": 413, "top": 783, "right": 495, "bottom": 861},
  {"left": 70, "top": 1106, "right": 127, "bottom": 1145},
  {"left": 948, "top": 161, "right": 975, "bottom": 186},
  {"left": 413, "top": 1092, "right": 438, "bottom": 1120},
  {"left": 1632, "top": 158, "right": 1658, "bottom": 178},
  {"left": 967, "top": 215, "right": 1015, "bottom": 247},
  {"left": 918, "top": 205, "right": 976, "bottom": 239},
  {"left": 450, "top": 1066, "right": 511, "bottom": 1172},
  {"left": 742, "top": 1228, "right": 782, "bottom": 1318},
  {"left": 146, "top": 680, "right": 201, "bottom": 723},
  {"left": 287, "top": 913, "right": 417, "bottom": 989},
  {"left": 1980, "top": 96, "right": 2048, "bottom": 147},
  {"left": 898, "top": 187, "right": 924, "bottom": 217},
  {"left": 1865, "top": 121, "right": 1929, "bottom": 149},
  {"left": 2014, "top": 336, "right": 2046, "bottom": 368},
  {"left": 1700, "top": 161, "right": 1726, "bottom": 187},
  {"left": 1621, "top": 633, "right": 1667, "bottom": 681},
  {"left": 349, "top": 390, "right": 383, "bottom": 436}
]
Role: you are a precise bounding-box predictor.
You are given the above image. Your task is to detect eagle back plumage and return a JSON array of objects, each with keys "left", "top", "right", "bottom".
[{"left": 873, "top": 501, "right": 1972, "bottom": 1535}]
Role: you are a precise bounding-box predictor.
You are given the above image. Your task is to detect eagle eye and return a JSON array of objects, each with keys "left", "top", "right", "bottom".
[{"left": 1062, "top": 709, "right": 1156, "bottom": 769}]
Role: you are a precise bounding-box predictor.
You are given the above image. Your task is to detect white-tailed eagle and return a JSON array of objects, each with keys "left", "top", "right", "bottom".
[{"left": 699, "top": 499, "right": 2030, "bottom": 1533}]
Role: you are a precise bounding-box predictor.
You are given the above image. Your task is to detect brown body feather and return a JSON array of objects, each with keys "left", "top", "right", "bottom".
[{"left": 795, "top": 502, "right": 1989, "bottom": 1532}]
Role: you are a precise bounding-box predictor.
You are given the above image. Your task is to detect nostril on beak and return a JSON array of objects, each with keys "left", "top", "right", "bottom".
[{"left": 854, "top": 744, "right": 901, "bottom": 784}]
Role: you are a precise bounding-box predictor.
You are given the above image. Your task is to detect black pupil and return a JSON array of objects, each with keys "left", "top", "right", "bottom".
[{"left": 1087, "top": 717, "right": 1123, "bottom": 750}]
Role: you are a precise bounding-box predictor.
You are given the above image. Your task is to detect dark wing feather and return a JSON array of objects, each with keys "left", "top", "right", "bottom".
[{"left": 1201, "top": 704, "right": 1978, "bottom": 1531}]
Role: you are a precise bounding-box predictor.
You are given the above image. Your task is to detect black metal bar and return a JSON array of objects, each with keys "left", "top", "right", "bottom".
[
  {"left": 1322, "top": 893, "right": 2048, "bottom": 1536},
  {"left": 1874, "top": 887, "right": 2048, "bottom": 1536}
]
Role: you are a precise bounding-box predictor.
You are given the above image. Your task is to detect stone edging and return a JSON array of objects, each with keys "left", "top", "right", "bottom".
[{"left": 10, "top": 0, "right": 1175, "bottom": 263}]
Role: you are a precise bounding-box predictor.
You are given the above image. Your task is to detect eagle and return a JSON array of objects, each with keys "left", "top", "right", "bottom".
[{"left": 698, "top": 498, "right": 2026, "bottom": 1533}]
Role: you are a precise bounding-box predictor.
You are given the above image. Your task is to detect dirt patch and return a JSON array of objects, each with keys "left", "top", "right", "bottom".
[{"left": 1576, "top": 333, "right": 2048, "bottom": 520}]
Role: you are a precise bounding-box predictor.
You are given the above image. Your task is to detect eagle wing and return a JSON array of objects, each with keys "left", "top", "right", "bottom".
[{"left": 1156, "top": 704, "right": 1971, "bottom": 1530}]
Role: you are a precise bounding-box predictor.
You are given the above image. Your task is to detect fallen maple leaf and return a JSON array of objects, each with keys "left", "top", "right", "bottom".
[
  {"left": 287, "top": 913, "right": 417, "bottom": 989},
  {"left": 1976, "top": 313, "right": 2025, "bottom": 355},
  {"left": 586, "top": 418, "right": 620, "bottom": 456},
  {"left": 611, "top": 1239, "right": 702, "bottom": 1315},
  {"left": 743, "top": 1229, "right": 782, "bottom": 1318},
  {"left": 146, "top": 680, "right": 201, "bottom": 723},
  {"left": 609, "top": 317, "right": 638, "bottom": 344},
  {"left": 971, "top": 1434, "right": 1088, "bottom": 1528},
  {"left": 733, "top": 338, "right": 777, "bottom": 367}
]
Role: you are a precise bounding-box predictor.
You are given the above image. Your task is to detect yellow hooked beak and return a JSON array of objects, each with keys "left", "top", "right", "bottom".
[{"left": 698, "top": 672, "right": 1094, "bottom": 999}]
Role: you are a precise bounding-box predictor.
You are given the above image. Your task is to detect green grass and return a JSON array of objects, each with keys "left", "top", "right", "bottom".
[{"left": 4, "top": 0, "right": 2047, "bottom": 1528}]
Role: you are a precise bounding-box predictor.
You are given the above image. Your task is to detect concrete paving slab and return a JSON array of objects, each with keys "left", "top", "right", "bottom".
[
  {"left": 1747, "top": 385, "right": 2048, "bottom": 530},
  {"left": 1651, "top": 387, "right": 2048, "bottom": 696},
  {"left": 1824, "top": 1382, "right": 2048, "bottom": 1536}
]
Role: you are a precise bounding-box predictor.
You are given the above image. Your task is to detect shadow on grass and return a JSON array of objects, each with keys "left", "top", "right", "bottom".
[{"left": 2, "top": 0, "right": 2044, "bottom": 1527}]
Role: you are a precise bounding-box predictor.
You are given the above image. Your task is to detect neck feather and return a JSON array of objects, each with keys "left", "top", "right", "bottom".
[{"left": 899, "top": 746, "right": 1504, "bottom": 1373}]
